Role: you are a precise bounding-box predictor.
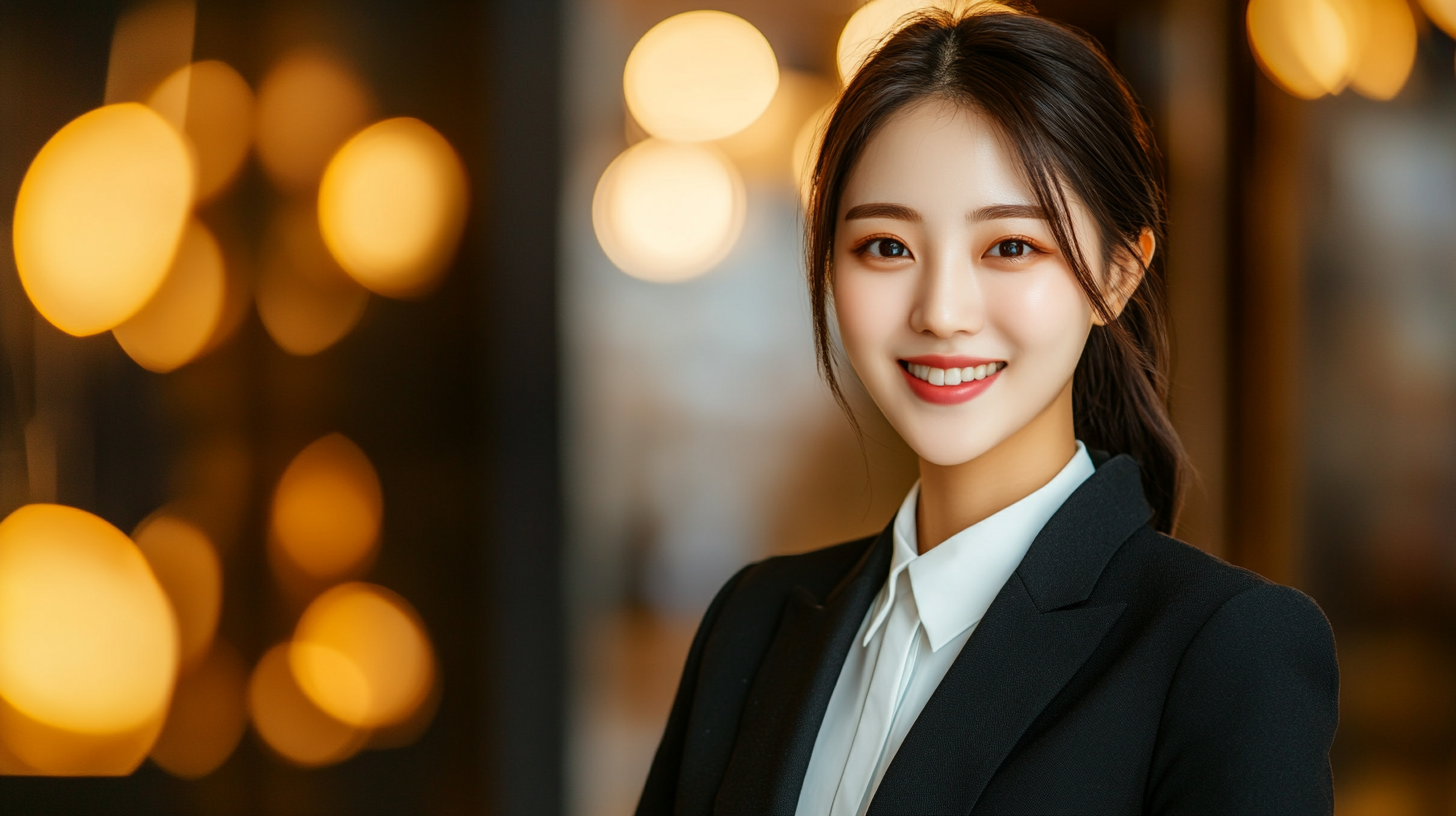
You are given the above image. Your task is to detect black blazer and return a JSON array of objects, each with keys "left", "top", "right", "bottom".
[{"left": 637, "top": 453, "right": 1339, "bottom": 815}]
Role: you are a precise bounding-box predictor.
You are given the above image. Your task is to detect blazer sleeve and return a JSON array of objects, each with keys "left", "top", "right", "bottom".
[
  {"left": 1147, "top": 582, "right": 1339, "bottom": 815},
  {"left": 636, "top": 564, "right": 752, "bottom": 816}
]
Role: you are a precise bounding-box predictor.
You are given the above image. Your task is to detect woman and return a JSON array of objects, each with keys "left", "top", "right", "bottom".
[{"left": 637, "top": 6, "right": 1338, "bottom": 814}]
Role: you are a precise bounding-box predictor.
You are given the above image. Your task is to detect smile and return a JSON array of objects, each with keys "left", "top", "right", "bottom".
[
  {"left": 897, "top": 357, "right": 1005, "bottom": 405},
  {"left": 904, "top": 361, "right": 1004, "bottom": 385}
]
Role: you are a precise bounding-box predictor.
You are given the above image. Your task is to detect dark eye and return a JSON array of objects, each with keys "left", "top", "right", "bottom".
[
  {"left": 869, "top": 238, "right": 909, "bottom": 258},
  {"left": 989, "top": 239, "right": 1032, "bottom": 258}
]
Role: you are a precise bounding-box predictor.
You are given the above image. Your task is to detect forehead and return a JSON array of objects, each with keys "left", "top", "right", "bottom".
[{"left": 839, "top": 98, "right": 1033, "bottom": 215}]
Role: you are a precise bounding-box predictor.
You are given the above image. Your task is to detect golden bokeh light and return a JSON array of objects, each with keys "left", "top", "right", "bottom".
[
  {"left": 1416, "top": 0, "right": 1456, "bottom": 37},
  {"left": 200, "top": 228, "right": 253, "bottom": 356},
  {"left": 0, "top": 505, "right": 178, "bottom": 736},
  {"left": 592, "top": 139, "right": 746, "bottom": 282},
  {"left": 1247, "top": 0, "right": 1360, "bottom": 99},
  {"left": 13, "top": 103, "right": 194, "bottom": 336},
  {"left": 289, "top": 583, "right": 435, "bottom": 729},
  {"left": 623, "top": 11, "right": 779, "bottom": 142},
  {"left": 104, "top": 0, "right": 195, "bottom": 107},
  {"left": 255, "top": 48, "right": 374, "bottom": 193},
  {"left": 256, "top": 202, "right": 370, "bottom": 356},
  {"left": 792, "top": 101, "right": 835, "bottom": 209},
  {"left": 715, "top": 70, "right": 836, "bottom": 184},
  {"left": 147, "top": 60, "right": 255, "bottom": 201},
  {"left": 318, "top": 117, "right": 469, "bottom": 298},
  {"left": 0, "top": 695, "right": 166, "bottom": 776},
  {"left": 271, "top": 433, "right": 382, "bottom": 581},
  {"left": 837, "top": 0, "right": 947, "bottom": 84},
  {"left": 112, "top": 219, "right": 226, "bottom": 373},
  {"left": 1348, "top": 0, "right": 1416, "bottom": 100},
  {"left": 248, "top": 643, "right": 365, "bottom": 767},
  {"left": 149, "top": 641, "right": 246, "bottom": 779},
  {"left": 133, "top": 512, "right": 222, "bottom": 671}
]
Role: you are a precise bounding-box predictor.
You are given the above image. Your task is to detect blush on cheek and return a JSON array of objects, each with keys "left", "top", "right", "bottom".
[
  {"left": 984, "top": 274, "right": 1089, "bottom": 352},
  {"left": 833, "top": 266, "right": 902, "bottom": 359}
]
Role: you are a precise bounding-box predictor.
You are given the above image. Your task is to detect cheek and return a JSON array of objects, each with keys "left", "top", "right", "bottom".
[
  {"left": 833, "top": 264, "right": 905, "bottom": 356},
  {"left": 985, "top": 270, "right": 1091, "bottom": 356}
]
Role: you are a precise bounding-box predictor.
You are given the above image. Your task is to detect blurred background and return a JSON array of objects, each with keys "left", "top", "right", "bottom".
[{"left": 0, "top": 0, "right": 1453, "bottom": 813}]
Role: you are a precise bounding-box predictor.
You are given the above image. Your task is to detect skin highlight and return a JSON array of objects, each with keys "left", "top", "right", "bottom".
[{"left": 833, "top": 99, "right": 1153, "bottom": 553}]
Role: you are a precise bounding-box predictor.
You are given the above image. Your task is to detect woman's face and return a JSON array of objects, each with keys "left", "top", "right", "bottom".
[{"left": 833, "top": 99, "right": 1104, "bottom": 467}]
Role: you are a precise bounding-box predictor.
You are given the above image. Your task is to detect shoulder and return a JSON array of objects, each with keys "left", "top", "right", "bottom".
[
  {"left": 1140, "top": 536, "right": 1339, "bottom": 811},
  {"left": 1101, "top": 527, "right": 1330, "bottom": 638},
  {"left": 1106, "top": 527, "right": 1338, "bottom": 723},
  {"left": 731, "top": 533, "right": 880, "bottom": 601},
  {"left": 701, "top": 533, "right": 881, "bottom": 638}
]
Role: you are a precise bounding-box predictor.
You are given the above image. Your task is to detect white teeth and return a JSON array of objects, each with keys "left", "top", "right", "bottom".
[{"left": 906, "top": 360, "right": 1003, "bottom": 385}]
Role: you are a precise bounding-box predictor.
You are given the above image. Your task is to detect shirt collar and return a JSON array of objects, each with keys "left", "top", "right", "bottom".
[{"left": 864, "top": 441, "right": 1096, "bottom": 651}]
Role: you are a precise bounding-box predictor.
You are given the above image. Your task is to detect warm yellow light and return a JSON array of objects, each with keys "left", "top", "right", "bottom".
[
  {"left": 132, "top": 512, "right": 221, "bottom": 672},
  {"left": 837, "top": 0, "right": 936, "bottom": 84},
  {"left": 256, "top": 202, "right": 370, "bottom": 356},
  {"left": 112, "top": 219, "right": 226, "bottom": 373},
  {"left": 13, "top": 103, "right": 193, "bottom": 336},
  {"left": 149, "top": 641, "right": 246, "bottom": 779},
  {"left": 0, "top": 505, "right": 178, "bottom": 734},
  {"left": 1247, "top": 0, "right": 1361, "bottom": 99},
  {"left": 0, "top": 696, "right": 166, "bottom": 775},
  {"left": 255, "top": 48, "right": 374, "bottom": 193},
  {"left": 318, "top": 118, "right": 469, "bottom": 298},
  {"left": 792, "top": 102, "right": 835, "bottom": 209},
  {"left": 624, "top": 11, "right": 779, "bottom": 142},
  {"left": 147, "top": 60, "right": 255, "bottom": 201},
  {"left": 1348, "top": 0, "right": 1416, "bottom": 100},
  {"left": 271, "top": 433, "right": 382, "bottom": 581},
  {"left": 289, "top": 583, "right": 434, "bottom": 729},
  {"left": 1416, "top": 0, "right": 1456, "bottom": 37},
  {"left": 715, "top": 70, "right": 836, "bottom": 184},
  {"left": 248, "top": 643, "right": 365, "bottom": 767},
  {"left": 592, "top": 139, "right": 745, "bottom": 282},
  {"left": 837, "top": 1, "right": 1026, "bottom": 83},
  {"left": 104, "top": 0, "right": 195, "bottom": 107},
  {"left": 201, "top": 242, "right": 252, "bottom": 355}
]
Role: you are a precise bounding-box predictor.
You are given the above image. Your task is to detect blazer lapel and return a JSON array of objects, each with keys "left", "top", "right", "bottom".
[
  {"left": 867, "top": 455, "right": 1151, "bottom": 815},
  {"left": 714, "top": 524, "right": 893, "bottom": 815}
]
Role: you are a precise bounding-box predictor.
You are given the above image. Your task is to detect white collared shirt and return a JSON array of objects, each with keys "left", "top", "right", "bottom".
[{"left": 794, "top": 442, "right": 1096, "bottom": 816}]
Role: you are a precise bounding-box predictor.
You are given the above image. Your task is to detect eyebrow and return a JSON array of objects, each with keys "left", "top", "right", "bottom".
[
  {"left": 970, "top": 203, "right": 1047, "bottom": 223},
  {"left": 844, "top": 202, "right": 921, "bottom": 221},
  {"left": 843, "top": 202, "right": 1049, "bottom": 223}
]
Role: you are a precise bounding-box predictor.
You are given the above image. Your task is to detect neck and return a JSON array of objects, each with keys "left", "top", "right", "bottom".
[{"left": 915, "top": 380, "right": 1077, "bottom": 554}]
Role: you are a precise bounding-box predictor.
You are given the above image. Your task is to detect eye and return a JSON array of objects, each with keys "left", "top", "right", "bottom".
[
  {"left": 987, "top": 238, "right": 1035, "bottom": 258},
  {"left": 864, "top": 238, "right": 910, "bottom": 258}
]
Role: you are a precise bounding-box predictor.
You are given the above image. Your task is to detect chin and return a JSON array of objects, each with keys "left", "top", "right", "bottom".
[
  {"left": 901, "top": 426, "right": 1007, "bottom": 467},
  {"left": 881, "top": 400, "right": 1013, "bottom": 467}
]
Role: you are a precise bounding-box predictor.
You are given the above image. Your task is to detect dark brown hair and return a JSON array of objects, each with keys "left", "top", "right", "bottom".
[{"left": 806, "top": 4, "right": 1188, "bottom": 532}]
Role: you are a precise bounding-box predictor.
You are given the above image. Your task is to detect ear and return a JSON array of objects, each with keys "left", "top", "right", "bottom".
[{"left": 1092, "top": 227, "right": 1154, "bottom": 326}]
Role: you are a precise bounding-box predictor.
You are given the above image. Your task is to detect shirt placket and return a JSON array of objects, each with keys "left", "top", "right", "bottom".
[{"left": 828, "top": 570, "right": 921, "bottom": 816}]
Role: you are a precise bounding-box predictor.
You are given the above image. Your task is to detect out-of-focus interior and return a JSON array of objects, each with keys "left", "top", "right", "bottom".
[
  {"left": 0, "top": 0, "right": 1453, "bottom": 813},
  {"left": 0, "top": 0, "right": 560, "bottom": 812}
]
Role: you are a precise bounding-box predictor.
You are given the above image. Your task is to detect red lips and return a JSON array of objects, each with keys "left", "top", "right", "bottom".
[{"left": 898, "top": 357, "right": 1004, "bottom": 405}]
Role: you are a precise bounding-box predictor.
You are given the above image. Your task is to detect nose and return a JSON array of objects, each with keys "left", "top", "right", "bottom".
[{"left": 908, "top": 249, "right": 983, "bottom": 338}]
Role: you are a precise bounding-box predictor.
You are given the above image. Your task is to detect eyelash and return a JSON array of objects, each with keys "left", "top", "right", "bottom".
[
  {"left": 851, "top": 235, "right": 910, "bottom": 259},
  {"left": 986, "top": 236, "right": 1046, "bottom": 260},
  {"left": 849, "top": 235, "right": 1048, "bottom": 261}
]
